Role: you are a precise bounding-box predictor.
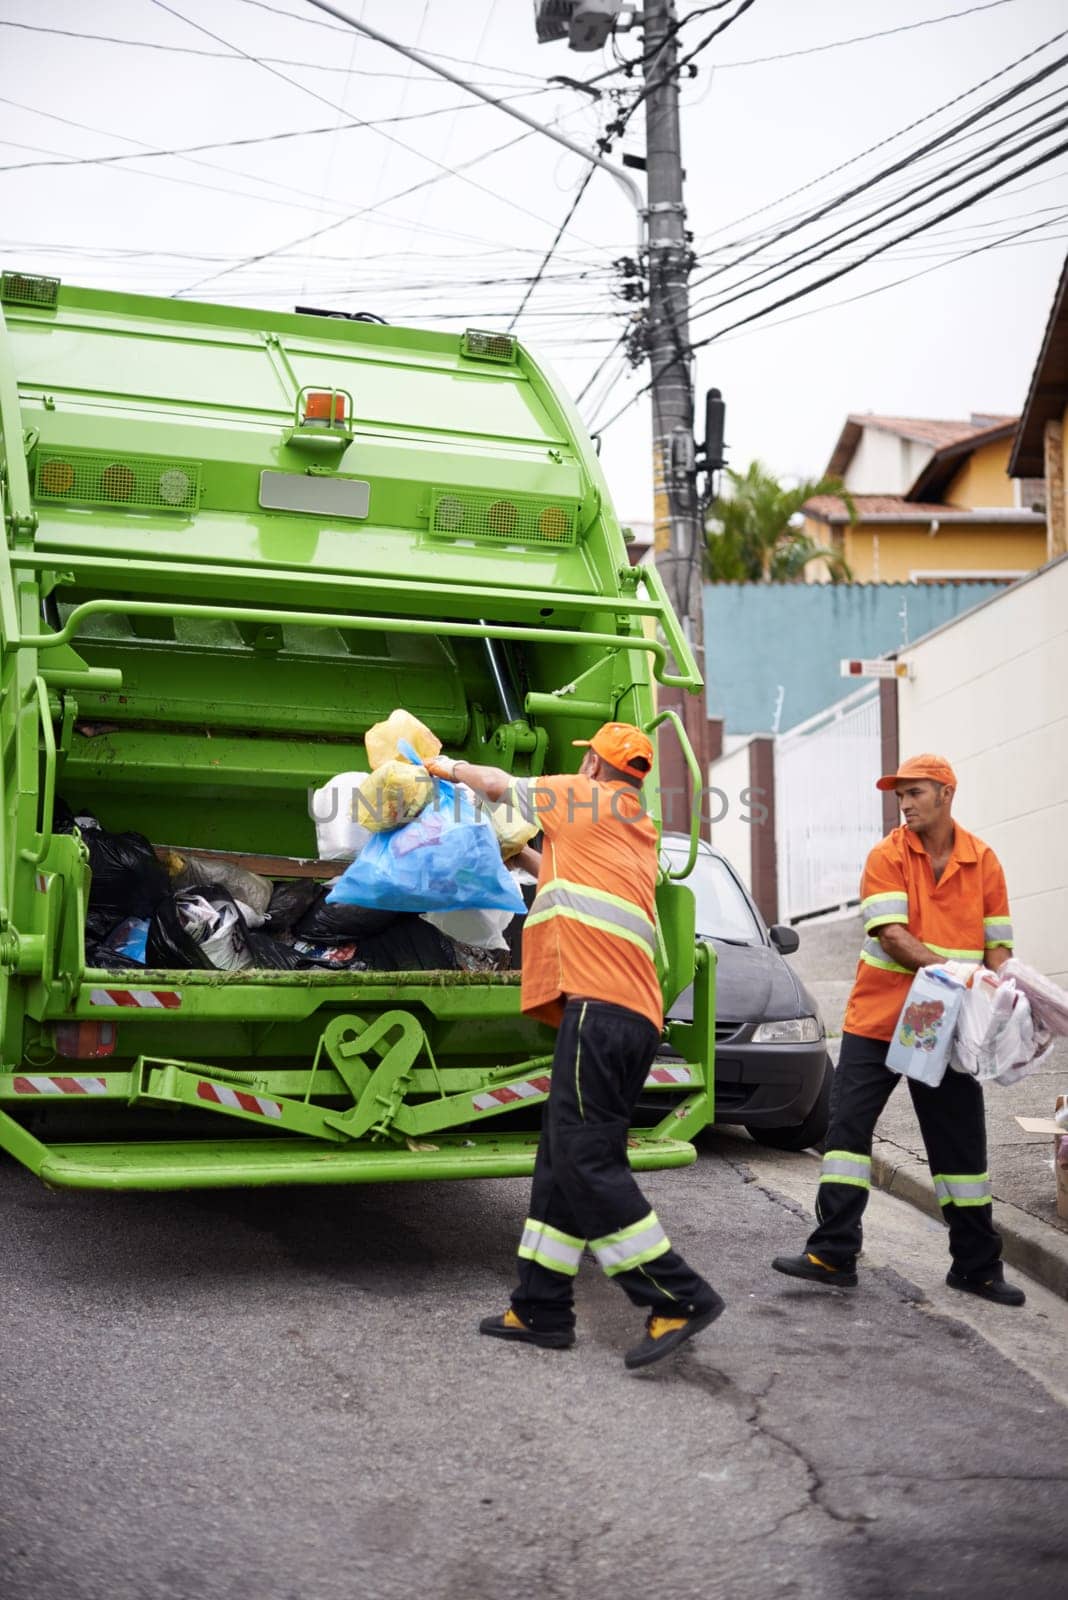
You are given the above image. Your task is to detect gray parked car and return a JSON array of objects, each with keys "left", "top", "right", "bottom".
[{"left": 660, "top": 835, "right": 833, "bottom": 1151}]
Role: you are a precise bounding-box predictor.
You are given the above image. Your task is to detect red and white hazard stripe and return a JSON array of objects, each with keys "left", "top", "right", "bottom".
[
  {"left": 89, "top": 988, "right": 181, "bottom": 1010},
  {"left": 472, "top": 1074, "right": 551, "bottom": 1112},
  {"left": 471, "top": 1063, "right": 694, "bottom": 1113},
  {"left": 644, "top": 1065, "right": 695, "bottom": 1086},
  {"left": 12, "top": 1074, "right": 108, "bottom": 1096},
  {"left": 195, "top": 1080, "right": 282, "bottom": 1119}
]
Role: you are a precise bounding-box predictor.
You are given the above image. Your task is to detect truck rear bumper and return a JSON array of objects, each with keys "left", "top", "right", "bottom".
[{"left": 25, "top": 1129, "right": 698, "bottom": 1191}]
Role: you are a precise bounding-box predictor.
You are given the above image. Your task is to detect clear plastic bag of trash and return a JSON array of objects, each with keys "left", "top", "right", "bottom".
[
  {"left": 420, "top": 908, "right": 513, "bottom": 951},
  {"left": 365, "top": 709, "right": 441, "bottom": 772},
  {"left": 353, "top": 761, "right": 433, "bottom": 834},
  {"left": 162, "top": 850, "right": 273, "bottom": 917},
  {"left": 328, "top": 779, "right": 527, "bottom": 915},
  {"left": 950, "top": 968, "right": 1054, "bottom": 1087},
  {"left": 310, "top": 772, "right": 373, "bottom": 861}
]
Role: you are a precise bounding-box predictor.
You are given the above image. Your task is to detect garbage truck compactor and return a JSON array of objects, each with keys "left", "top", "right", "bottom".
[{"left": 0, "top": 271, "right": 714, "bottom": 1191}]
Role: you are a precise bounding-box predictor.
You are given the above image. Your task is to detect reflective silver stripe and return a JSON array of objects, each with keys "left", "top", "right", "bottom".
[
  {"left": 933, "top": 1174, "right": 992, "bottom": 1208},
  {"left": 862, "top": 892, "right": 909, "bottom": 931},
  {"left": 509, "top": 779, "right": 538, "bottom": 827},
  {"left": 819, "top": 1150, "right": 871, "bottom": 1189},
  {"left": 517, "top": 1219, "right": 584, "bottom": 1277},
  {"left": 860, "top": 936, "right": 911, "bottom": 974},
  {"left": 528, "top": 886, "right": 657, "bottom": 958},
  {"left": 983, "top": 918, "right": 1014, "bottom": 945},
  {"left": 590, "top": 1211, "right": 671, "bottom": 1276}
]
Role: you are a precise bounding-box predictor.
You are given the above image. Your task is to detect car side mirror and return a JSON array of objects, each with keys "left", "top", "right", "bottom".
[{"left": 770, "top": 924, "right": 799, "bottom": 954}]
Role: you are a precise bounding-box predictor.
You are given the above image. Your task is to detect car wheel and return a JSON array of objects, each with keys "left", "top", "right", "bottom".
[{"left": 748, "top": 1054, "right": 833, "bottom": 1153}]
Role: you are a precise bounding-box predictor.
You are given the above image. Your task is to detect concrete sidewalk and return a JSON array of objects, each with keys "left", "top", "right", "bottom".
[{"left": 789, "top": 912, "right": 1068, "bottom": 1299}]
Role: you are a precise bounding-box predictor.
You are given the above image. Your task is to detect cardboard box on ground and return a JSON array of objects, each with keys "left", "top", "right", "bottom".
[{"left": 1015, "top": 1094, "right": 1068, "bottom": 1221}]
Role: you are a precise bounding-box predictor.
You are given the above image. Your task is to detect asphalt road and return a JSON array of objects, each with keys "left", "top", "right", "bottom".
[{"left": 2, "top": 1134, "right": 1067, "bottom": 1600}]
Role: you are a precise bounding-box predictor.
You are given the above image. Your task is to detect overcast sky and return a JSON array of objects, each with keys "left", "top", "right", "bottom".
[{"left": 2, "top": 0, "right": 1066, "bottom": 521}]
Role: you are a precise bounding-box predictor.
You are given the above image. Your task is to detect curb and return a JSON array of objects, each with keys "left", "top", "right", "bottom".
[{"left": 870, "top": 1137, "right": 1068, "bottom": 1302}]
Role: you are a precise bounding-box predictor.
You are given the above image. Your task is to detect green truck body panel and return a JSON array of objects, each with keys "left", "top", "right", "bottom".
[{"left": 0, "top": 276, "right": 714, "bottom": 1190}]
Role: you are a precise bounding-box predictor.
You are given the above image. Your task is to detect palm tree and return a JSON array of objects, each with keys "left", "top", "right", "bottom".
[{"left": 704, "top": 460, "right": 855, "bottom": 583}]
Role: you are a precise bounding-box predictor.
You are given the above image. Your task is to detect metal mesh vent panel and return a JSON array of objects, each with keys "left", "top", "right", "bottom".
[
  {"left": 461, "top": 329, "right": 517, "bottom": 363},
  {"left": 1, "top": 271, "right": 60, "bottom": 308},
  {"left": 34, "top": 451, "right": 202, "bottom": 512},
  {"left": 429, "top": 489, "right": 578, "bottom": 546}
]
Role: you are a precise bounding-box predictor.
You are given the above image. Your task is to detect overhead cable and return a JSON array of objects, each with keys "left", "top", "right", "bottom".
[
  {"left": 713, "top": 0, "right": 1025, "bottom": 71},
  {"left": 688, "top": 43, "right": 1068, "bottom": 291},
  {"left": 688, "top": 96, "right": 1068, "bottom": 318},
  {"left": 693, "top": 23, "right": 1068, "bottom": 246}
]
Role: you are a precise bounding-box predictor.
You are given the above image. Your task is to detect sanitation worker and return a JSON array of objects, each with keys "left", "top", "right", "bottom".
[
  {"left": 425, "top": 723, "right": 724, "bottom": 1369},
  {"left": 772, "top": 753, "right": 1026, "bottom": 1306}
]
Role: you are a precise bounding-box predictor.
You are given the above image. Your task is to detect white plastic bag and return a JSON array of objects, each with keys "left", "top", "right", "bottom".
[
  {"left": 951, "top": 971, "right": 1053, "bottom": 1087},
  {"left": 311, "top": 771, "right": 372, "bottom": 861},
  {"left": 886, "top": 965, "right": 967, "bottom": 1087},
  {"left": 420, "top": 907, "right": 513, "bottom": 951},
  {"left": 1000, "top": 957, "right": 1068, "bottom": 1037}
]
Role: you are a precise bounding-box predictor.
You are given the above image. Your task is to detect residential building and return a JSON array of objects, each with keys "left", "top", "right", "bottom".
[
  {"left": 1009, "top": 251, "right": 1068, "bottom": 562},
  {"left": 801, "top": 412, "right": 1047, "bottom": 582}
]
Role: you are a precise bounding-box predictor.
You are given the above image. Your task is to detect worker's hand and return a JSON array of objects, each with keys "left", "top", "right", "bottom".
[{"left": 425, "top": 756, "right": 458, "bottom": 780}]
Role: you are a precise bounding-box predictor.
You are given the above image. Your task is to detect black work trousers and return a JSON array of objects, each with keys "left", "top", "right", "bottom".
[
  {"left": 510, "top": 997, "right": 716, "bottom": 1334},
  {"left": 807, "top": 1030, "right": 1002, "bottom": 1279}
]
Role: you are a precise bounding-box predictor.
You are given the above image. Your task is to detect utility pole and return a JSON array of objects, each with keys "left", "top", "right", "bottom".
[{"left": 640, "top": 0, "right": 709, "bottom": 835}]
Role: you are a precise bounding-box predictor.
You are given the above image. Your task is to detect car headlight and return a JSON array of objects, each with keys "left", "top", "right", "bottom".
[{"left": 751, "top": 1017, "right": 823, "bottom": 1044}]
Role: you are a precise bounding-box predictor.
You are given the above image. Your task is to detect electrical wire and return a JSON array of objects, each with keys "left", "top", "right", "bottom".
[
  {"left": 692, "top": 24, "right": 1068, "bottom": 247},
  {"left": 690, "top": 134, "right": 1068, "bottom": 343},
  {"left": 712, "top": 0, "right": 1025, "bottom": 71},
  {"left": 688, "top": 96, "right": 1068, "bottom": 319},
  {"left": 688, "top": 44, "right": 1068, "bottom": 292},
  {"left": 508, "top": 167, "right": 595, "bottom": 330},
  {"left": 0, "top": 17, "right": 541, "bottom": 92}
]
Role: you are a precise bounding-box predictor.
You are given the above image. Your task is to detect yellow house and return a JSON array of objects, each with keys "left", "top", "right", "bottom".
[
  {"left": 802, "top": 413, "right": 1047, "bottom": 582},
  {"left": 1009, "top": 251, "right": 1068, "bottom": 560}
]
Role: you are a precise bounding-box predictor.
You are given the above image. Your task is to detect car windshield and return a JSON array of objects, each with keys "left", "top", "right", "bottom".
[{"left": 662, "top": 848, "right": 763, "bottom": 944}]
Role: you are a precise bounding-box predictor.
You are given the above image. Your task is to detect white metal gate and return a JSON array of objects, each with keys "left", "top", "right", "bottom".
[{"left": 775, "top": 683, "right": 883, "bottom": 923}]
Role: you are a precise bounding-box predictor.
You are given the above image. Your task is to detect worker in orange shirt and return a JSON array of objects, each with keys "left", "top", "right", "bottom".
[
  {"left": 426, "top": 723, "right": 723, "bottom": 1369},
  {"left": 773, "top": 754, "right": 1026, "bottom": 1306}
]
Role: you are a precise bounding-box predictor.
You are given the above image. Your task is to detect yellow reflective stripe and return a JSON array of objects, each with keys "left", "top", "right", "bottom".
[
  {"left": 984, "top": 917, "right": 1014, "bottom": 947},
  {"left": 525, "top": 904, "right": 656, "bottom": 960},
  {"left": 536, "top": 876, "right": 654, "bottom": 930},
  {"left": 862, "top": 891, "right": 909, "bottom": 932},
  {"left": 865, "top": 913, "right": 909, "bottom": 933},
  {"left": 927, "top": 943, "right": 983, "bottom": 960},
  {"left": 860, "top": 945, "right": 911, "bottom": 976}
]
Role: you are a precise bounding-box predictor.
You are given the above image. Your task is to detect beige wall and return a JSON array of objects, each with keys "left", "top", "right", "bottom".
[
  {"left": 944, "top": 437, "right": 1014, "bottom": 508},
  {"left": 801, "top": 517, "right": 1047, "bottom": 582},
  {"left": 841, "top": 429, "right": 933, "bottom": 494},
  {"left": 897, "top": 557, "right": 1068, "bottom": 984},
  {"left": 708, "top": 741, "right": 754, "bottom": 891}
]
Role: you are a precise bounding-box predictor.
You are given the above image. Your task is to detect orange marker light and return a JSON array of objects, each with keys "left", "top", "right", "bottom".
[{"left": 304, "top": 391, "right": 346, "bottom": 424}]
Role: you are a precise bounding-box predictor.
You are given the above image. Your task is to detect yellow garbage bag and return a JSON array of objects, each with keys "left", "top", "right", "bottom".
[
  {"left": 481, "top": 795, "right": 538, "bottom": 861},
  {"left": 352, "top": 760, "right": 433, "bottom": 834},
  {"left": 365, "top": 710, "right": 442, "bottom": 771}
]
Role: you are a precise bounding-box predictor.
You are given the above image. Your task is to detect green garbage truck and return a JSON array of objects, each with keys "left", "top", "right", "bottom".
[{"left": 0, "top": 269, "right": 714, "bottom": 1191}]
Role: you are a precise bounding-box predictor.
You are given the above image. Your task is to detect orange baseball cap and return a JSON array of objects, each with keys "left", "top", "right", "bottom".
[
  {"left": 573, "top": 721, "right": 654, "bottom": 780},
  {"left": 876, "top": 753, "right": 958, "bottom": 792}
]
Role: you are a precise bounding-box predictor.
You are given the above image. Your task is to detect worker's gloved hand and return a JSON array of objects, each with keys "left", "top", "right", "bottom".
[{"left": 425, "top": 756, "right": 458, "bottom": 780}]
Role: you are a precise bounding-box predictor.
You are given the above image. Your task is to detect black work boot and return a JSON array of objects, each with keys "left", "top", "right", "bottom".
[
  {"left": 479, "top": 1309, "right": 575, "bottom": 1349},
  {"left": 772, "top": 1252, "right": 858, "bottom": 1288},
  {"left": 945, "top": 1269, "right": 1025, "bottom": 1307},
  {"left": 624, "top": 1292, "right": 726, "bottom": 1370}
]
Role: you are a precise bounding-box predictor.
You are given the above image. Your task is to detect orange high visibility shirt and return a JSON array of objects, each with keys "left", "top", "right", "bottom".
[
  {"left": 845, "top": 823, "right": 1014, "bottom": 1041},
  {"left": 510, "top": 775, "right": 663, "bottom": 1032}
]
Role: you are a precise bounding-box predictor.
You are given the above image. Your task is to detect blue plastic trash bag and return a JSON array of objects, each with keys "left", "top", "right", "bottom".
[{"left": 326, "top": 779, "right": 526, "bottom": 915}]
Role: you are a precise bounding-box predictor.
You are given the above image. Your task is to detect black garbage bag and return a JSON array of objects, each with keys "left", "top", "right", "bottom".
[
  {"left": 84, "top": 826, "right": 169, "bottom": 947},
  {"left": 245, "top": 931, "right": 305, "bottom": 970},
  {"left": 145, "top": 893, "right": 213, "bottom": 969},
  {"left": 359, "top": 915, "right": 459, "bottom": 973},
  {"left": 53, "top": 796, "right": 77, "bottom": 835},
  {"left": 265, "top": 879, "right": 323, "bottom": 933},
  {"left": 293, "top": 886, "right": 399, "bottom": 942}
]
